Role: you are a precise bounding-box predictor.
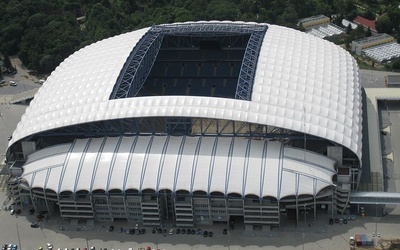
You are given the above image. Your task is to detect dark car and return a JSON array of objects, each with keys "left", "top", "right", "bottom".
[
  {"left": 186, "top": 229, "right": 191, "bottom": 234},
  {"left": 152, "top": 228, "right": 157, "bottom": 234},
  {"left": 191, "top": 229, "right": 196, "bottom": 235},
  {"left": 157, "top": 228, "right": 162, "bottom": 234},
  {"left": 118, "top": 227, "right": 123, "bottom": 233},
  {"left": 181, "top": 228, "right": 185, "bottom": 234},
  {"left": 223, "top": 228, "right": 228, "bottom": 235},
  {"left": 334, "top": 218, "right": 339, "bottom": 224},
  {"left": 108, "top": 225, "right": 114, "bottom": 232},
  {"left": 31, "top": 223, "right": 40, "bottom": 228},
  {"left": 197, "top": 228, "right": 202, "bottom": 235},
  {"left": 29, "top": 208, "right": 35, "bottom": 215},
  {"left": 203, "top": 231, "right": 208, "bottom": 237},
  {"left": 208, "top": 231, "right": 213, "bottom": 237},
  {"left": 15, "top": 209, "right": 21, "bottom": 215},
  {"left": 329, "top": 218, "right": 334, "bottom": 225},
  {"left": 162, "top": 228, "right": 167, "bottom": 235},
  {"left": 343, "top": 218, "right": 348, "bottom": 224},
  {"left": 140, "top": 228, "right": 146, "bottom": 234},
  {"left": 229, "top": 224, "right": 234, "bottom": 230},
  {"left": 176, "top": 228, "right": 181, "bottom": 234}
]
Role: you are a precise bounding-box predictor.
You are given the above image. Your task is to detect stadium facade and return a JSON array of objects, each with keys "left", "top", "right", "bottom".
[{"left": 5, "top": 21, "right": 362, "bottom": 230}]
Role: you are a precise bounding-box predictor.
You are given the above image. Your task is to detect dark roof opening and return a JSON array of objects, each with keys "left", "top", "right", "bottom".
[{"left": 136, "top": 34, "right": 249, "bottom": 99}]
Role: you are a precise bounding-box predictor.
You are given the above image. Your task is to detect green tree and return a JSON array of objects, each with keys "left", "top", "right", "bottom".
[
  {"left": 205, "top": 0, "right": 240, "bottom": 21},
  {"left": 2, "top": 52, "right": 12, "bottom": 69},
  {"left": 375, "top": 15, "right": 394, "bottom": 33},
  {"left": 365, "top": 27, "right": 372, "bottom": 37}
]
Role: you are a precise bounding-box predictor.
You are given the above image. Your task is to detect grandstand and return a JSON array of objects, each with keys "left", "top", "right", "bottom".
[{"left": 5, "top": 21, "right": 362, "bottom": 231}]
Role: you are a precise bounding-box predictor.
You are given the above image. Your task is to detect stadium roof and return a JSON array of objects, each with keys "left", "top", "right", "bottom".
[
  {"left": 9, "top": 21, "right": 362, "bottom": 160},
  {"left": 20, "top": 136, "right": 336, "bottom": 199}
]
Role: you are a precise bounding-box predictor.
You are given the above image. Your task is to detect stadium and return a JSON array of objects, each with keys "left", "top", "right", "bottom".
[{"left": 5, "top": 21, "right": 362, "bottom": 231}]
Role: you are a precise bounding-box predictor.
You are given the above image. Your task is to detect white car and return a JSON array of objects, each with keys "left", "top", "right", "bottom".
[
  {"left": 9, "top": 81, "right": 17, "bottom": 86},
  {"left": 46, "top": 243, "right": 53, "bottom": 249}
]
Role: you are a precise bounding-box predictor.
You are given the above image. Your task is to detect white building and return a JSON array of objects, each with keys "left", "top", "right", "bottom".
[{"left": 6, "top": 21, "right": 362, "bottom": 231}]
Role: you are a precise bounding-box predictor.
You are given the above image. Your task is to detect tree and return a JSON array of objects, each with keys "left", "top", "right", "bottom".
[
  {"left": 346, "top": 23, "right": 352, "bottom": 34},
  {"left": 375, "top": 15, "right": 394, "bottom": 34},
  {"left": 205, "top": 0, "right": 240, "bottom": 21},
  {"left": 365, "top": 27, "right": 372, "bottom": 37},
  {"left": 2, "top": 52, "right": 12, "bottom": 69}
]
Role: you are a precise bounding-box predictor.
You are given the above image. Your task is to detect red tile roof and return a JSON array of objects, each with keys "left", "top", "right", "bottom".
[{"left": 353, "top": 16, "right": 376, "bottom": 31}]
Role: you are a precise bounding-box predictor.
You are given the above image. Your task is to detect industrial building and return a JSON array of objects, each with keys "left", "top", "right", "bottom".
[{"left": 5, "top": 21, "right": 362, "bottom": 231}]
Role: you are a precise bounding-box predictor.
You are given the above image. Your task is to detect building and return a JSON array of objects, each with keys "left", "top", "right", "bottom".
[
  {"left": 353, "top": 16, "right": 376, "bottom": 33},
  {"left": 297, "top": 15, "right": 330, "bottom": 29},
  {"left": 5, "top": 21, "right": 362, "bottom": 231},
  {"left": 351, "top": 33, "right": 396, "bottom": 55},
  {"left": 298, "top": 15, "right": 344, "bottom": 39}
]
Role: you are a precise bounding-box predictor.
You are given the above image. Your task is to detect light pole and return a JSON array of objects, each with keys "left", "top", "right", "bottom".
[
  {"left": 304, "top": 203, "right": 307, "bottom": 231},
  {"left": 375, "top": 203, "right": 378, "bottom": 236},
  {"left": 16, "top": 223, "right": 22, "bottom": 249},
  {"left": 85, "top": 234, "right": 89, "bottom": 250}
]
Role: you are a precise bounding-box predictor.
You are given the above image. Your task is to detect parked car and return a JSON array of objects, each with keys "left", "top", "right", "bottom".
[
  {"left": 29, "top": 208, "right": 35, "bottom": 215},
  {"left": 140, "top": 228, "right": 145, "bottom": 234},
  {"left": 223, "top": 228, "right": 228, "bottom": 235},
  {"left": 169, "top": 229, "right": 174, "bottom": 235},
  {"left": 9, "top": 81, "right": 17, "bottom": 86},
  {"left": 175, "top": 228, "right": 180, "bottom": 234},
  {"left": 152, "top": 228, "right": 157, "bottom": 234},
  {"left": 108, "top": 225, "right": 114, "bottom": 232},
  {"left": 203, "top": 231, "right": 208, "bottom": 237},
  {"left": 186, "top": 229, "right": 191, "bottom": 234},
  {"left": 191, "top": 229, "right": 196, "bottom": 235},
  {"left": 31, "top": 223, "right": 40, "bottom": 228},
  {"left": 208, "top": 231, "right": 213, "bottom": 237},
  {"left": 47, "top": 243, "right": 53, "bottom": 250},
  {"left": 10, "top": 210, "right": 15, "bottom": 215},
  {"left": 329, "top": 218, "right": 334, "bottom": 225}
]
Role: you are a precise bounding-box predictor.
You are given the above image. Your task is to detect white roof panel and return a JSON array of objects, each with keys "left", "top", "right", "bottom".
[{"left": 11, "top": 21, "right": 361, "bottom": 163}]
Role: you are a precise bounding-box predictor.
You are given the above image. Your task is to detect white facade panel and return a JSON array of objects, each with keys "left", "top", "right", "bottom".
[
  {"left": 59, "top": 138, "right": 90, "bottom": 192},
  {"left": 192, "top": 138, "right": 214, "bottom": 193},
  {"left": 75, "top": 138, "right": 104, "bottom": 192},
  {"left": 141, "top": 136, "right": 165, "bottom": 192},
  {"left": 45, "top": 166, "right": 63, "bottom": 192},
  {"left": 124, "top": 136, "right": 152, "bottom": 191},
  {"left": 107, "top": 137, "right": 132, "bottom": 192},
  {"left": 21, "top": 136, "right": 335, "bottom": 199},
  {"left": 91, "top": 137, "right": 119, "bottom": 191}
]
